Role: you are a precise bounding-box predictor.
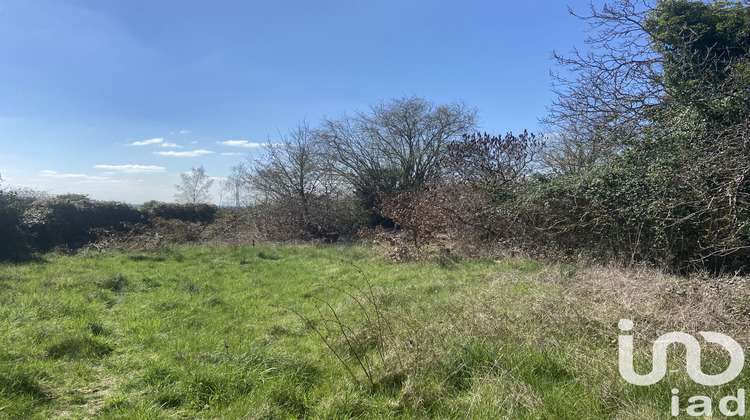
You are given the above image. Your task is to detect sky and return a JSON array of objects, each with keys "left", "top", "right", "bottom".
[{"left": 0, "top": 0, "right": 596, "bottom": 204}]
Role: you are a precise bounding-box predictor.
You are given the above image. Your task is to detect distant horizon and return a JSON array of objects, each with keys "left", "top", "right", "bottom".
[{"left": 0, "top": 0, "right": 595, "bottom": 204}]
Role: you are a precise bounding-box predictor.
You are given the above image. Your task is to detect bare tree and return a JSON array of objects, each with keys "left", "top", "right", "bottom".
[
  {"left": 542, "top": 0, "right": 662, "bottom": 171},
  {"left": 318, "top": 96, "right": 477, "bottom": 215},
  {"left": 220, "top": 162, "right": 254, "bottom": 207},
  {"left": 442, "top": 131, "right": 545, "bottom": 187},
  {"left": 224, "top": 122, "right": 349, "bottom": 237},
  {"left": 175, "top": 166, "right": 214, "bottom": 204},
  {"left": 251, "top": 123, "right": 324, "bottom": 199}
]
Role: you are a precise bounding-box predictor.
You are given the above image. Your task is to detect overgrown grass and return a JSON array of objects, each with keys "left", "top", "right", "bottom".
[{"left": 0, "top": 244, "right": 746, "bottom": 418}]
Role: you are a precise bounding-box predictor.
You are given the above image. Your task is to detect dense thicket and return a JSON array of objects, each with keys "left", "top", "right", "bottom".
[
  {"left": 530, "top": 0, "right": 750, "bottom": 273},
  {"left": 217, "top": 0, "right": 749, "bottom": 274},
  {"left": 24, "top": 195, "right": 145, "bottom": 251}
]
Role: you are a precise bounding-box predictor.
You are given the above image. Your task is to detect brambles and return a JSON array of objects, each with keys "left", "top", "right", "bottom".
[
  {"left": 377, "top": 190, "right": 448, "bottom": 249},
  {"left": 538, "top": 0, "right": 750, "bottom": 273}
]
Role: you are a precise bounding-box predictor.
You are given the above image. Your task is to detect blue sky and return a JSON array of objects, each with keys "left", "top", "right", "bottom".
[{"left": 0, "top": 0, "right": 594, "bottom": 204}]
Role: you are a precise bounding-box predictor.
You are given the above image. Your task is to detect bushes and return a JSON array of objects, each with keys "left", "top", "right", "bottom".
[
  {"left": 250, "top": 194, "right": 366, "bottom": 242},
  {"left": 0, "top": 189, "right": 31, "bottom": 261},
  {"left": 0, "top": 195, "right": 221, "bottom": 255},
  {"left": 24, "top": 195, "right": 146, "bottom": 251},
  {"left": 139, "top": 201, "right": 218, "bottom": 224},
  {"left": 373, "top": 142, "right": 750, "bottom": 273},
  {"left": 529, "top": 0, "right": 750, "bottom": 274},
  {"left": 366, "top": 106, "right": 749, "bottom": 273},
  {"left": 445, "top": 144, "right": 750, "bottom": 274}
]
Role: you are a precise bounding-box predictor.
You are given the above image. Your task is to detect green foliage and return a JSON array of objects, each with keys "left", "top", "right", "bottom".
[
  {"left": 0, "top": 188, "right": 32, "bottom": 261},
  {"left": 495, "top": 132, "right": 750, "bottom": 272},
  {"left": 645, "top": 0, "right": 750, "bottom": 119},
  {"left": 532, "top": 0, "right": 750, "bottom": 273},
  {"left": 24, "top": 196, "right": 145, "bottom": 251},
  {"left": 139, "top": 200, "right": 218, "bottom": 224}
]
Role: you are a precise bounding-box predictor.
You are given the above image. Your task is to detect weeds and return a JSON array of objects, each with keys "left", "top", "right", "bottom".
[
  {"left": 286, "top": 265, "right": 414, "bottom": 390},
  {"left": 0, "top": 244, "right": 747, "bottom": 418}
]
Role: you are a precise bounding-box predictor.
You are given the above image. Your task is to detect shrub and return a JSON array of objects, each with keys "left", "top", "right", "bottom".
[
  {"left": 377, "top": 189, "right": 449, "bottom": 248},
  {"left": 24, "top": 195, "right": 145, "bottom": 251},
  {"left": 250, "top": 194, "right": 367, "bottom": 242},
  {"left": 139, "top": 201, "right": 218, "bottom": 224},
  {"left": 0, "top": 189, "right": 32, "bottom": 261}
]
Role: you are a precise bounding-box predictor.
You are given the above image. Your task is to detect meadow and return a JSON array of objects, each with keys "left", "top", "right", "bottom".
[{"left": 0, "top": 244, "right": 747, "bottom": 419}]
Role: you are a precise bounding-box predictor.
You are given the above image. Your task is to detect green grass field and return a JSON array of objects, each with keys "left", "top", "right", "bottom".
[{"left": 0, "top": 244, "right": 746, "bottom": 419}]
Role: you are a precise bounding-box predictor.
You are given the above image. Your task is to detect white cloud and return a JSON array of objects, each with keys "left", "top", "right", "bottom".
[
  {"left": 153, "top": 149, "right": 214, "bottom": 157},
  {"left": 179, "top": 130, "right": 191, "bottom": 134},
  {"left": 159, "top": 142, "right": 182, "bottom": 148},
  {"left": 39, "top": 170, "right": 117, "bottom": 183},
  {"left": 129, "top": 137, "right": 164, "bottom": 146},
  {"left": 220, "top": 152, "right": 243, "bottom": 156},
  {"left": 217, "top": 140, "right": 268, "bottom": 148},
  {"left": 93, "top": 164, "right": 166, "bottom": 174}
]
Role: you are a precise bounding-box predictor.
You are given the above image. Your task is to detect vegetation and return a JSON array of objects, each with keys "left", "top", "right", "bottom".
[
  {"left": 0, "top": 194, "right": 221, "bottom": 261},
  {"left": 205, "top": 1, "right": 750, "bottom": 275},
  {"left": 317, "top": 96, "right": 478, "bottom": 223},
  {"left": 139, "top": 201, "right": 218, "bottom": 224},
  {"left": 175, "top": 166, "right": 214, "bottom": 204},
  {"left": 0, "top": 176, "right": 31, "bottom": 261},
  {"left": 539, "top": 0, "right": 750, "bottom": 273},
  {"left": 0, "top": 244, "right": 746, "bottom": 419},
  {"left": 2, "top": 1, "right": 748, "bottom": 274},
  {"left": 0, "top": 0, "right": 750, "bottom": 419},
  {"left": 1, "top": 3, "right": 749, "bottom": 415}
]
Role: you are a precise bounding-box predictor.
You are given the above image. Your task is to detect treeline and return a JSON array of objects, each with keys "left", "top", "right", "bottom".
[{"left": 2, "top": 0, "right": 748, "bottom": 274}]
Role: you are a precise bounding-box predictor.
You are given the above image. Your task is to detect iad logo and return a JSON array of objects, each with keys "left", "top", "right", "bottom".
[
  {"left": 618, "top": 319, "right": 746, "bottom": 417},
  {"left": 618, "top": 319, "right": 744, "bottom": 386}
]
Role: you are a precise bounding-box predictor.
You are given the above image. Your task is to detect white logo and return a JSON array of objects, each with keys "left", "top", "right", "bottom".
[{"left": 618, "top": 319, "right": 744, "bottom": 386}]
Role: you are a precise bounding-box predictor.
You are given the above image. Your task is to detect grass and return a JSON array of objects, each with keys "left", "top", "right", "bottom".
[{"left": 0, "top": 244, "right": 747, "bottom": 419}]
